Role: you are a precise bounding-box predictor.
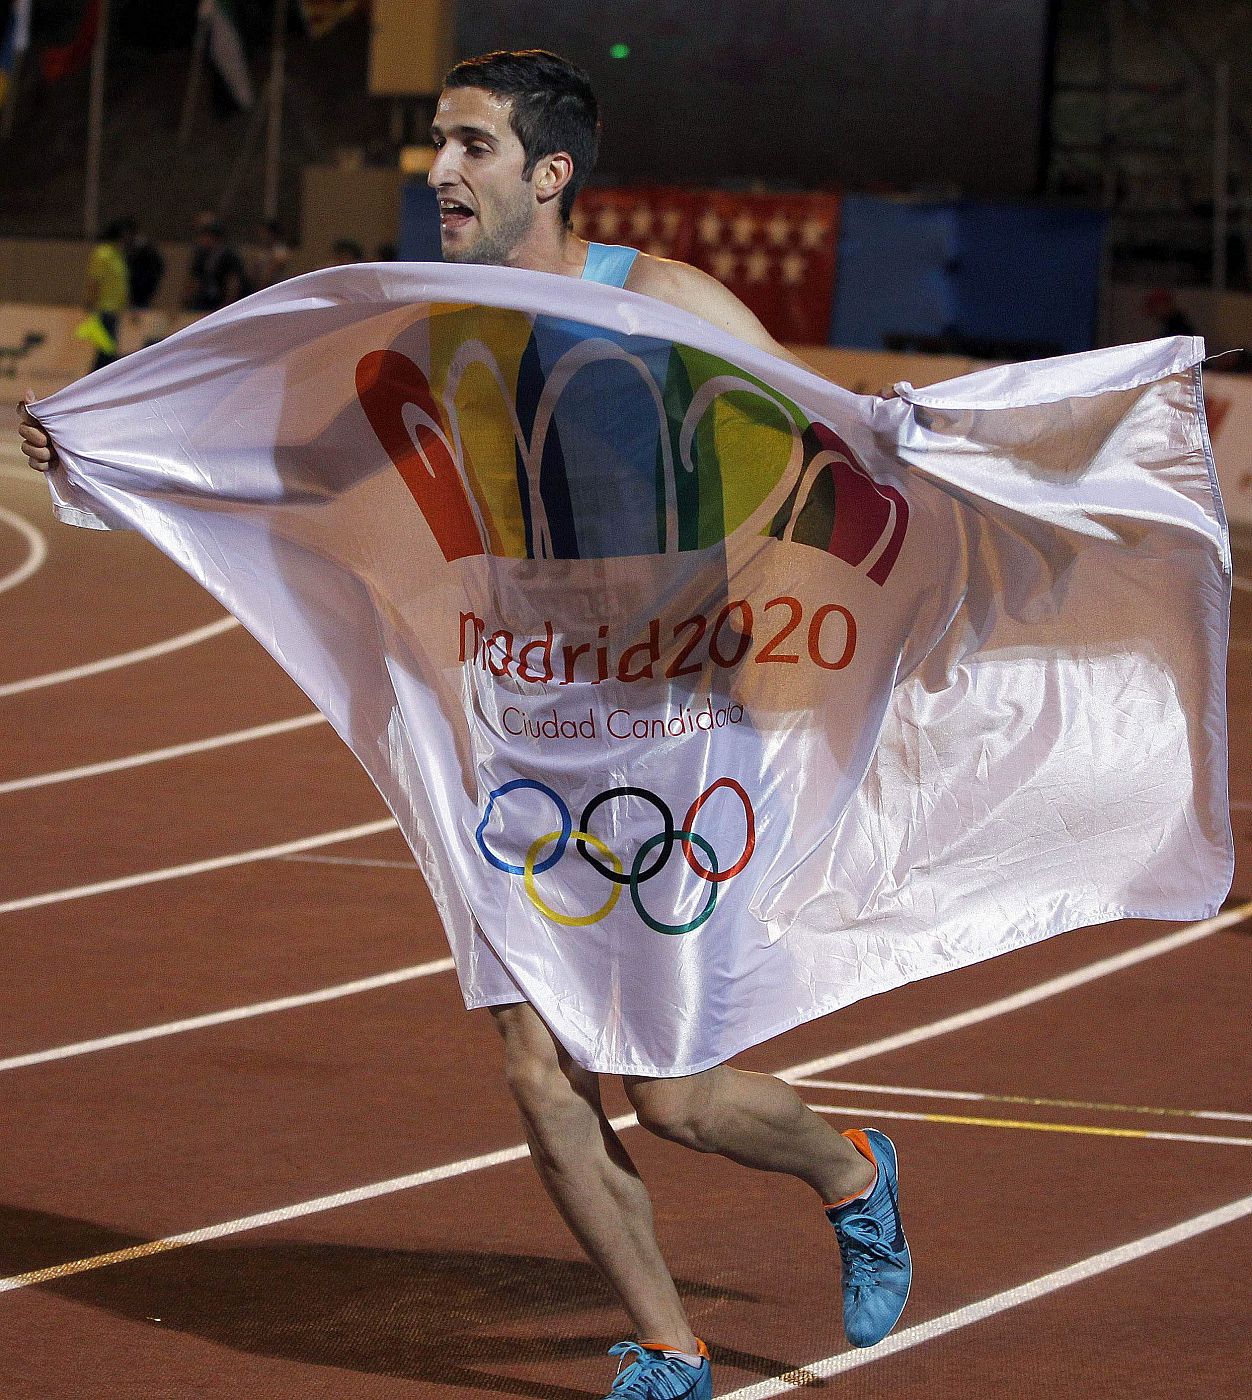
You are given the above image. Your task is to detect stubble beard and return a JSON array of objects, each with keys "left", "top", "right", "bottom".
[{"left": 443, "top": 190, "right": 537, "bottom": 267}]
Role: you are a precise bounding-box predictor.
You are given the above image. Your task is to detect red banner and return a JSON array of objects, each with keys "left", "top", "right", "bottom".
[
  {"left": 40, "top": 0, "right": 99, "bottom": 83},
  {"left": 574, "top": 187, "right": 840, "bottom": 344}
]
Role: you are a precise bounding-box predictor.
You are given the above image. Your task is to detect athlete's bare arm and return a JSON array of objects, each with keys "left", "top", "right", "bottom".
[{"left": 625, "top": 254, "right": 820, "bottom": 373}]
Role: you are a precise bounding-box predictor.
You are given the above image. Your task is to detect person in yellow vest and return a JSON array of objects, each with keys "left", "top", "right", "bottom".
[{"left": 82, "top": 217, "right": 133, "bottom": 370}]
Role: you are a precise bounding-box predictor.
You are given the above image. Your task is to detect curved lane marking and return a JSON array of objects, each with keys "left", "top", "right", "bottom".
[
  {"left": 0, "top": 506, "right": 48, "bottom": 596},
  {"left": 0, "top": 712, "right": 326, "bottom": 795},
  {"left": 0, "top": 816, "right": 398, "bottom": 914},
  {"left": 0, "top": 615, "right": 240, "bottom": 699}
]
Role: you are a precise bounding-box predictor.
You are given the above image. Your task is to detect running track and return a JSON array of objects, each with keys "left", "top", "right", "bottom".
[{"left": 1, "top": 442, "right": 1248, "bottom": 1399}]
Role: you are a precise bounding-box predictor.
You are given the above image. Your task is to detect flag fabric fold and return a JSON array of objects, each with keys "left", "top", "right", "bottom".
[
  {"left": 200, "top": 0, "right": 254, "bottom": 110},
  {"left": 31, "top": 265, "right": 1233, "bottom": 1076},
  {"left": 0, "top": 0, "right": 32, "bottom": 108}
]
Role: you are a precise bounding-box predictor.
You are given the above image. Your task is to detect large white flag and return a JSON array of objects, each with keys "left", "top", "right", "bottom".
[{"left": 32, "top": 264, "right": 1233, "bottom": 1076}]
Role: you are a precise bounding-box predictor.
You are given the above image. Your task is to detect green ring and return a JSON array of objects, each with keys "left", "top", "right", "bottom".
[{"left": 629, "top": 829, "right": 718, "bottom": 935}]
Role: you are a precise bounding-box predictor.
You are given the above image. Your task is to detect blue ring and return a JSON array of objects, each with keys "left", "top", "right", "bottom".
[{"left": 476, "top": 778, "right": 572, "bottom": 875}]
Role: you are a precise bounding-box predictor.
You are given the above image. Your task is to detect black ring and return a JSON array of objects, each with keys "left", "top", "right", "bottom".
[{"left": 577, "top": 786, "right": 675, "bottom": 884}]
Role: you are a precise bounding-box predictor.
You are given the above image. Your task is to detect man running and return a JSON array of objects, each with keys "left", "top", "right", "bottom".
[
  {"left": 20, "top": 48, "right": 910, "bottom": 1400},
  {"left": 427, "top": 50, "right": 909, "bottom": 1399}
]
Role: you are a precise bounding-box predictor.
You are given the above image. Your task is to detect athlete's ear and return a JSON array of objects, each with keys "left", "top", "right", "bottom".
[{"left": 533, "top": 151, "right": 574, "bottom": 208}]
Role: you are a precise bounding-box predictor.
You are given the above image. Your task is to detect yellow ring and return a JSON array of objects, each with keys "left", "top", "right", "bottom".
[{"left": 524, "top": 829, "right": 622, "bottom": 926}]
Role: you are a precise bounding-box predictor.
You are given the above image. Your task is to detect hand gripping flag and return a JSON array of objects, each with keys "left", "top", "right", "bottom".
[{"left": 31, "top": 264, "right": 1233, "bottom": 1076}]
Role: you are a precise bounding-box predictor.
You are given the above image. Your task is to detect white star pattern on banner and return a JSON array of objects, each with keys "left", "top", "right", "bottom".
[
  {"left": 744, "top": 249, "right": 772, "bottom": 284},
  {"left": 765, "top": 213, "right": 793, "bottom": 248},
  {"left": 800, "top": 216, "right": 829, "bottom": 251},
  {"left": 730, "top": 212, "right": 758, "bottom": 247},
  {"left": 559, "top": 190, "right": 838, "bottom": 339},
  {"left": 781, "top": 251, "right": 808, "bottom": 286},
  {"left": 594, "top": 207, "right": 622, "bottom": 240},
  {"left": 697, "top": 210, "right": 723, "bottom": 246}
]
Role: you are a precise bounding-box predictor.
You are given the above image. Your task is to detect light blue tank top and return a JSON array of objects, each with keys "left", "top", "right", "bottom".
[{"left": 581, "top": 242, "right": 639, "bottom": 288}]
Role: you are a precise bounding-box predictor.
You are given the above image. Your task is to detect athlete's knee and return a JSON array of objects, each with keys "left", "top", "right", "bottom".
[
  {"left": 491, "top": 1003, "right": 586, "bottom": 1123},
  {"left": 625, "top": 1073, "right": 717, "bottom": 1152}
]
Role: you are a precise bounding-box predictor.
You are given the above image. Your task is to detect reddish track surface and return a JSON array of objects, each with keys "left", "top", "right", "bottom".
[{"left": 1, "top": 450, "right": 1249, "bottom": 1399}]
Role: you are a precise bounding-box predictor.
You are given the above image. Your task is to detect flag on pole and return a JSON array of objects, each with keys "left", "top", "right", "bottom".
[
  {"left": 29, "top": 266, "right": 1233, "bottom": 1076},
  {"left": 297, "top": 0, "right": 363, "bottom": 39},
  {"left": 200, "top": 0, "right": 254, "bottom": 110},
  {"left": 0, "top": 0, "right": 31, "bottom": 107},
  {"left": 40, "top": 0, "right": 99, "bottom": 83}
]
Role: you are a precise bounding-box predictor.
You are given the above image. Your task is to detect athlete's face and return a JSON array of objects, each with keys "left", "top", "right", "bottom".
[{"left": 429, "top": 87, "right": 539, "bottom": 265}]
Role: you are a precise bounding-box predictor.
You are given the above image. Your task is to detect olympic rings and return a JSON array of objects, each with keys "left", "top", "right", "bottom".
[
  {"left": 476, "top": 778, "right": 570, "bottom": 874},
  {"left": 525, "top": 829, "right": 623, "bottom": 926},
  {"left": 476, "top": 775, "right": 754, "bottom": 932},
  {"left": 682, "top": 776, "right": 756, "bottom": 882},
  {"left": 578, "top": 787, "right": 675, "bottom": 884},
  {"left": 630, "top": 829, "right": 719, "bottom": 935}
]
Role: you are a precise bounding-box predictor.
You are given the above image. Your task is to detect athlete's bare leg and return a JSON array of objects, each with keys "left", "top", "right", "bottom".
[
  {"left": 491, "top": 1002, "right": 699, "bottom": 1351},
  {"left": 623, "top": 1066, "right": 876, "bottom": 1203}
]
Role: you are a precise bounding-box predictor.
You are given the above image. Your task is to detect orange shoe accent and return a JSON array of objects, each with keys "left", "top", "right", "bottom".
[
  {"left": 823, "top": 1128, "right": 879, "bottom": 1210},
  {"left": 638, "top": 1337, "right": 710, "bottom": 1361}
]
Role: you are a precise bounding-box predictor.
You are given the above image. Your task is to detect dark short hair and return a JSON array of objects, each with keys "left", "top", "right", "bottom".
[{"left": 443, "top": 49, "right": 600, "bottom": 224}]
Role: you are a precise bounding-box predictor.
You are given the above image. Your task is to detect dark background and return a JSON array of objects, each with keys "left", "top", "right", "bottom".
[{"left": 457, "top": 0, "right": 1056, "bottom": 194}]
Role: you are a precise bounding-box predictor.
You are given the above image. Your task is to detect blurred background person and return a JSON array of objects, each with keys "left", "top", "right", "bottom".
[
  {"left": 329, "top": 236, "right": 366, "bottom": 266},
  {"left": 245, "top": 217, "right": 293, "bottom": 291},
  {"left": 123, "top": 217, "right": 165, "bottom": 311},
  {"left": 182, "top": 218, "right": 247, "bottom": 312},
  {"left": 81, "top": 217, "right": 130, "bottom": 370}
]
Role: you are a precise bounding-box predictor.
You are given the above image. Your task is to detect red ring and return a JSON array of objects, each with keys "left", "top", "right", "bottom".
[{"left": 682, "top": 777, "right": 755, "bottom": 883}]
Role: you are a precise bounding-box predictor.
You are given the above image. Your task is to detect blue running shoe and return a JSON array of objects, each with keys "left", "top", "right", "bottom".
[
  {"left": 602, "top": 1340, "right": 712, "bottom": 1399},
  {"left": 825, "top": 1128, "right": 911, "bottom": 1347}
]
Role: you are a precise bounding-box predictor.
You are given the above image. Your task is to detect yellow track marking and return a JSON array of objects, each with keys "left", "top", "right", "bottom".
[
  {"left": 794, "top": 1079, "right": 1252, "bottom": 1124},
  {"left": 810, "top": 1103, "right": 1252, "bottom": 1147}
]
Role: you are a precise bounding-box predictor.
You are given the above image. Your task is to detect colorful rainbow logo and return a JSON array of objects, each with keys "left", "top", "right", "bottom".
[{"left": 356, "top": 304, "right": 907, "bottom": 583}]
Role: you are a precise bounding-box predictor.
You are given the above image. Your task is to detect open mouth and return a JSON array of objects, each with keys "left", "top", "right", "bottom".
[{"left": 439, "top": 199, "right": 476, "bottom": 232}]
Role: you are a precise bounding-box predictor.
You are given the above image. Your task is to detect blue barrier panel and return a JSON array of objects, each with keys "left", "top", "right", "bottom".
[
  {"left": 399, "top": 182, "right": 443, "bottom": 263},
  {"left": 831, "top": 194, "right": 958, "bottom": 350},
  {"left": 953, "top": 204, "right": 1105, "bottom": 355},
  {"left": 830, "top": 195, "right": 1106, "bottom": 357}
]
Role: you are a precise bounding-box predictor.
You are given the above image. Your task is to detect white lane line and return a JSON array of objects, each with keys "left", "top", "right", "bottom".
[
  {"left": 792, "top": 1078, "right": 1252, "bottom": 1124},
  {"left": 0, "top": 817, "right": 399, "bottom": 914},
  {"left": 777, "top": 901, "right": 1252, "bottom": 1086},
  {"left": 0, "top": 907, "right": 1245, "bottom": 1290},
  {"left": 719, "top": 1194, "right": 1252, "bottom": 1398},
  {"left": 0, "top": 712, "right": 326, "bottom": 795},
  {"left": 0, "top": 1133, "right": 561, "bottom": 1291},
  {"left": 0, "top": 505, "right": 47, "bottom": 595},
  {"left": 277, "top": 853, "right": 416, "bottom": 870},
  {"left": 0, "top": 957, "right": 456, "bottom": 1072},
  {"left": 3, "top": 899, "right": 1247, "bottom": 1085},
  {"left": 808, "top": 1102, "right": 1252, "bottom": 1149},
  {"left": 0, "top": 615, "right": 240, "bottom": 699}
]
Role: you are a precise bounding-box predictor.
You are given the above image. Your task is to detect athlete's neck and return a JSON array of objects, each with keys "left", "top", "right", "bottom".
[{"left": 498, "top": 225, "right": 589, "bottom": 278}]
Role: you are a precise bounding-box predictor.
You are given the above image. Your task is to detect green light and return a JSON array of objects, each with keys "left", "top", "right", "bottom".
[{"left": 609, "top": 43, "right": 631, "bottom": 59}]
